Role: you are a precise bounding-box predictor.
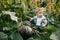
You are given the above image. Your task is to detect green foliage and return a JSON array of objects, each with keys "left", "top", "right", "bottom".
[
  {"left": 0, "top": 32, "right": 8, "bottom": 40},
  {"left": 45, "top": 25, "right": 57, "bottom": 33},
  {"left": 0, "top": 0, "right": 60, "bottom": 40}
]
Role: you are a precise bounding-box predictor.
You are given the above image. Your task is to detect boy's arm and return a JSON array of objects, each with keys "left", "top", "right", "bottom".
[
  {"left": 26, "top": 16, "right": 32, "bottom": 21},
  {"left": 26, "top": 16, "right": 34, "bottom": 21},
  {"left": 42, "top": 19, "right": 47, "bottom": 27},
  {"left": 26, "top": 16, "right": 31, "bottom": 19}
]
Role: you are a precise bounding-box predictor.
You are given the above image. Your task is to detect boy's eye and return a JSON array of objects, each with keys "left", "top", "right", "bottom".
[
  {"left": 38, "top": 12, "right": 42, "bottom": 14},
  {"left": 39, "top": 12, "right": 42, "bottom": 13}
]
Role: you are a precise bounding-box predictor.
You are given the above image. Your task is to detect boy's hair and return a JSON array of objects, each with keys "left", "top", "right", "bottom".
[{"left": 36, "top": 7, "right": 44, "bottom": 13}]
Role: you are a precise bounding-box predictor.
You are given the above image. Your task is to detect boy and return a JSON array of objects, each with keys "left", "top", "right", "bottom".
[
  {"left": 30, "top": 8, "right": 47, "bottom": 32},
  {"left": 31, "top": 8, "right": 47, "bottom": 27}
]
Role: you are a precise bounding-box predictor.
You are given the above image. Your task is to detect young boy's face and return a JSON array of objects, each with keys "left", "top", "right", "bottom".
[{"left": 36, "top": 10, "right": 43, "bottom": 17}]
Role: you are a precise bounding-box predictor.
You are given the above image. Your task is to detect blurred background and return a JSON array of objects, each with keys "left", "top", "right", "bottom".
[{"left": 0, "top": 0, "right": 60, "bottom": 40}]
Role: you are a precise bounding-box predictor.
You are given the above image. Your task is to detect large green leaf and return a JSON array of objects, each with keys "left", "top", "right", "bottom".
[{"left": 0, "top": 32, "right": 8, "bottom": 40}]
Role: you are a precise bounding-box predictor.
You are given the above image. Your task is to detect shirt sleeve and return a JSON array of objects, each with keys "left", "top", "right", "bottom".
[
  {"left": 44, "top": 18, "right": 47, "bottom": 23},
  {"left": 43, "top": 16, "right": 47, "bottom": 23},
  {"left": 41, "top": 16, "right": 47, "bottom": 26},
  {"left": 30, "top": 16, "right": 36, "bottom": 21}
]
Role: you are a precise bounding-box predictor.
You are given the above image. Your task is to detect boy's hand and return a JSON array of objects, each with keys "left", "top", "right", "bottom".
[
  {"left": 26, "top": 16, "right": 32, "bottom": 21},
  {"left": 42, "top": 25, "right": 46, "bottom": 28},
  {"left": 26, "top": 16, "right": 31, "bottom": 19},
  {"left": 42, "top": 21, "right": 47, "bottom": 28}
]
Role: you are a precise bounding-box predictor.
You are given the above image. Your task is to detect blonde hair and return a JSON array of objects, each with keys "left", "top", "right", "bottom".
[{"left": 36, "top": 7, "right": 44, "bottom": 13}]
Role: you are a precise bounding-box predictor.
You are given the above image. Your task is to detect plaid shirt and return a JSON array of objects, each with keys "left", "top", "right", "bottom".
[{"left": 31, "top": 16, "right": 47, "bottom": 27}]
